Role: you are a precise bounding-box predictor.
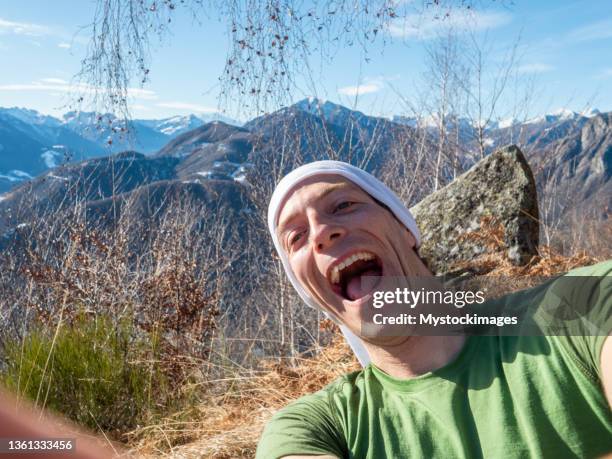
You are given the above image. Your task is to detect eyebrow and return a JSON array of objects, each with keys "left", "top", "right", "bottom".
[{"left": 276, "top": 182, "right": 354, "bottom": 236}]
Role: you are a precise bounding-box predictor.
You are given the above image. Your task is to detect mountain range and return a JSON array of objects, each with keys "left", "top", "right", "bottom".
[
  {"left": 0, "top": 99, "right": 609, "bottom": 243},
  {"left": 0, "top": 107, "right": 239, "bottom": 193}
]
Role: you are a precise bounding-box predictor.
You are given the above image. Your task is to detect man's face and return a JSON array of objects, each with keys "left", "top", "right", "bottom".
[{"left": 276, "top": 175, "right": 418, "bottom": 337}]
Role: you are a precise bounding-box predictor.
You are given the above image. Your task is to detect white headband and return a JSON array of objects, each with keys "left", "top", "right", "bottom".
[{"left": 267, "top": 160, "right": 422, "bottom": 366}]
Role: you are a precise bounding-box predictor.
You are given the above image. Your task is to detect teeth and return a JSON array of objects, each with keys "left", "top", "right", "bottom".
[{"left": 330, "top": 252, "right": 376, "bottom": 284}]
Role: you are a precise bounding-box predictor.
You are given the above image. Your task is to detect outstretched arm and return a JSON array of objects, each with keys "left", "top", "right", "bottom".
[{"left": 0, "top": 389, "right": 120, "bottom": 458}]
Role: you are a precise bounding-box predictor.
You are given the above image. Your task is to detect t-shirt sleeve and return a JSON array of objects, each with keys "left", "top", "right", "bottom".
[
  {"left": 256, "top": 389, "right": 347, "bottom": 459},
  {"left": 547, "top": 260, "right": 612, "bottom": 382}
]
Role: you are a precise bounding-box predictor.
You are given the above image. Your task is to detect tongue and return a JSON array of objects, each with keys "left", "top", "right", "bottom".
[{"left": 346, "top": 269, "right": 380, "bottom": 301}]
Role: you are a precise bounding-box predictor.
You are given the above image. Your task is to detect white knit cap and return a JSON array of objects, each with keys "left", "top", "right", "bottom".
[{"left": 267, "top": 160, "right": 422, "bottom": 366}]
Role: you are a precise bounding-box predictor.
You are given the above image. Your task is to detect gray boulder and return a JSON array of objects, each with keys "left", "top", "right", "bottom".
[{"left": 410, "top": 145, "right": 539, "bottom": 273}]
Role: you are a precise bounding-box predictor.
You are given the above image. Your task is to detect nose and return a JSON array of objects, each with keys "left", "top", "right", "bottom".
[{"left": 310, "top": 212, "right": 346, "bottom": 252}]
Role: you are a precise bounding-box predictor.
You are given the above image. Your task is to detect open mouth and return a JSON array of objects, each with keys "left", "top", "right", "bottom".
[{"left": 328, "top": 251, "right": 383, "bottom": 301}]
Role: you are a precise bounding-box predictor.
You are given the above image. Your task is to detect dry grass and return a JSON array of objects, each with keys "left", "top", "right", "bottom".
[
  {"left": 129, "top": 330, "right": 358, "bottom": 458},
  {"left": 454, "top": 216, "right": 606, "bottom": 277}
]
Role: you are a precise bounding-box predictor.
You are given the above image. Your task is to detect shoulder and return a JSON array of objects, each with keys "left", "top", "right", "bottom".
[
  {"left": 564, "top": 259, "right": 612, "bottom": 277},
  {"left": 256, "top": 370, "right": 364, "bottom": 459},
  {"left": 531, "top": 260, "right": 611, "bottom": 382},
  {"left": 268, "top": 369, "right": 365, "bottom": 428},
  {"left": 489, "top": 260, "right": 611, "bottom": 321}
]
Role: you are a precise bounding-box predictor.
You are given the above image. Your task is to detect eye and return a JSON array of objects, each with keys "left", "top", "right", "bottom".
[
  {"left": 334, "top": 201, "right": 354, "bottom": 213},
  {"left": 289, "top": 230, "right": 305, "bottom": 247}
]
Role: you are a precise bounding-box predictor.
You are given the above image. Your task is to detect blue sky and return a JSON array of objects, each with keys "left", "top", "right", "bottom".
[{"left": 1, "top": 0, "right": 611, "bottom": 121}]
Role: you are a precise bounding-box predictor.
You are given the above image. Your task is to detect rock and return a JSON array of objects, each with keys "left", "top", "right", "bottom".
[{"left": 410, "top": 145, "right": 539, "bottom": 272}]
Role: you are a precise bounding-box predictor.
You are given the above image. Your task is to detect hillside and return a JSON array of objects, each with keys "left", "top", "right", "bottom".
[
  {"left": 1, "top": 100, "right": 609, "bottom": 224},
  {"left": 0, "top": 108, "right": 240, "bottom": 193}
]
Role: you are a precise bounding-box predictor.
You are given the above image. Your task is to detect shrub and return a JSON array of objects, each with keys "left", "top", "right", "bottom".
[{"left": 1, "top": 313, "right": 166, "bottom": 438}]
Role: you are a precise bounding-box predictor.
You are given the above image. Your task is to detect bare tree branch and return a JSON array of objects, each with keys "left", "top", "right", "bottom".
[{"left": 75, "top": 0, "right": 500, "bottom": 117}]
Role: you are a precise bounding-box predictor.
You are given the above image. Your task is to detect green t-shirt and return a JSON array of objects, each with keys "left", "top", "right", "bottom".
[{"left": 257, "top": 261, "right": 612, "bottom": 459}]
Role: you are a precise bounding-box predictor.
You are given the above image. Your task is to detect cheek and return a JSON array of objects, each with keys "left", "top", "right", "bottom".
[
  {"left": 291, "top": 252, "right": 318, "bottom": 287},
  {"left": 290, "top": 252, "right": 329, "bottom": 299}
]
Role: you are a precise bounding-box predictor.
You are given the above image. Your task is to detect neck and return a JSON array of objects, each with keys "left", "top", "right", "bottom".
[
  {"left": 365, "top": 334, "right": 467, "bottom": 379},
  {"left": 365, "top": 241, "right": 468, "bottom": 378}
]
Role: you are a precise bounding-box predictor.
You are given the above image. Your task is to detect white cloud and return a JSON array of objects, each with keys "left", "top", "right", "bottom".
[
  {"left": 388, "top": 9, "right": 511, "bottom": 39},
  {"left": 568, "top": 19, "right": 612, "bottom": 42},
  {"left": 40, "top": 77, "right": 68, "bottom": 84},
  {"left": 127, "top": 88, "right": 158, "bottom": 100},
  {"left": 156, "top": 102, "right": 219, "bottom": 113},
  {"left": 0, "top": 17, "right": 87, "bottom": 46},
  {"left": 338, "top": 82, "right": 383, "bottom": 96},
  {"left": 0, "top": 17, "right": 50, "bottom": 36},
  {"left": 517, "top": 63, "right": 554, "bottom": 74},
  {"left": 338, "top": 74, "right": 399, "bottom": 97},
  {"left": 130, "top": 104, "right": 150, "bottom": 111},
  {"left": 0, "top": 79, "right": 157, "bottom": 100}
]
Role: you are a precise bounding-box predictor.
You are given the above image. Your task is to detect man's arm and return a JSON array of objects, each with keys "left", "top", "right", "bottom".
[
  {"left": 256, "top": 389, "right": 347, "bottom": 459},
  {"left": 0, "top": 389, "right": 120, "bottom": 458},
  {"left": 600, "top": 335, "right": 612, "bottom": 407}
]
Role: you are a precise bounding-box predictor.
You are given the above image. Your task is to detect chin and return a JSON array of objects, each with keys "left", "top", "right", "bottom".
[{"left": 360, "top": 333, "right": 412, "bottom": 347}]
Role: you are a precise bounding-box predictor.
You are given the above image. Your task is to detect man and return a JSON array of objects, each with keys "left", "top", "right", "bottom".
[{"left": 256, "top": 161, "right": 612, "bottom": 459}]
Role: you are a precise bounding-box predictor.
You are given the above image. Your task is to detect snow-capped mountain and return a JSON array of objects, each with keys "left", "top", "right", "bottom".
[
  {"left": 524, "top": 108, "right": 579, "bottom": 126},
  {"left": 61, "top": 111, "right": 240, "bottom": 148},
  {"left": 139, "top": 114, "right": 205, "bottom": 136},
  {"left": 0, "top": 99, "right": 609, "bottom": 247},
  {"left": 137, "top": 112, "right": 240, "bottom": 137},
  {"left": 0, "top": 100, "right": 609, "bottom": 218},
  {"left": 0, "top": 107, "right": 62, "bottom": 127},
  {"left": 293, "top": 97, "right": 374, "bottom": 127},
  {"left": 0, "top": 107, "right": 240, "bottom": 192}
]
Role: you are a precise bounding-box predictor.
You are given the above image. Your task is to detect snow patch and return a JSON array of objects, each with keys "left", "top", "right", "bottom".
[
  {"left": 550, "top": 108, "right": 577, "bottom": 119},
  {"left": 195, "top": 161, "right": 253, "bottom": 181},
  {"left": 498, "top": 118, "right": 518, "bottom": 129},
  {"left": 582, "top": 108, "right": 601, "bottom": 118},
  {"left": 526, "top": 108, "right": 579, "bottom": 125},
  {"left": 213, "top": 160, "right": 241, "bottom": 168},
  {"left": 161, "top": 126, "right": 180, "bottom": 135},
  {"left": 42, "top": 150, "right": 61, "bottom": 168},
  {"left": 47, "top": 173, "right": 69, "bottom": 181}
]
